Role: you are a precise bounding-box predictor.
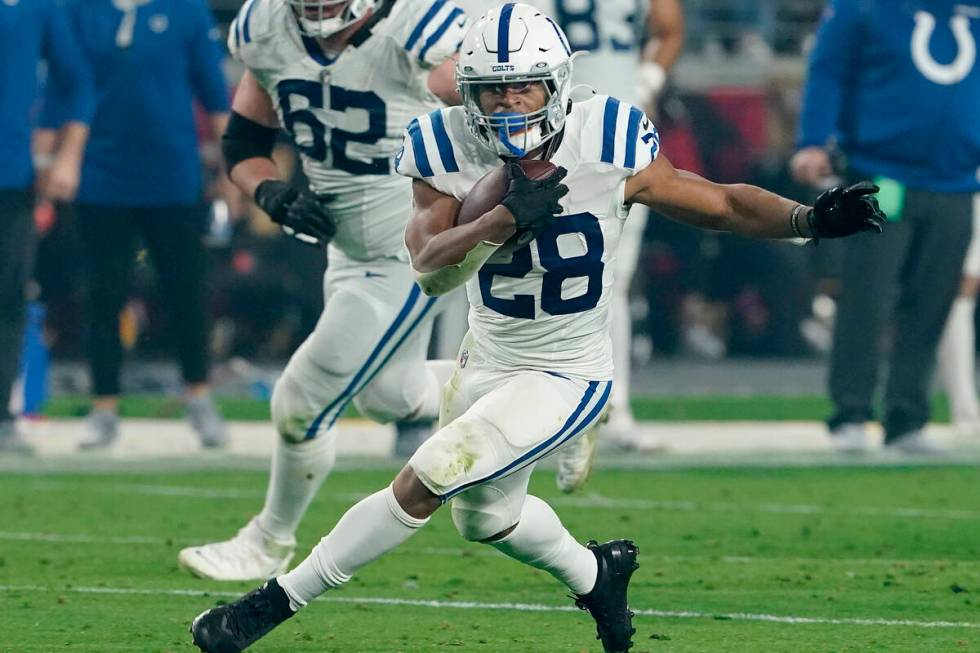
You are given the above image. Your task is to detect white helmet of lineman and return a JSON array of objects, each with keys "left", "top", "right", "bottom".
[
  {"left": 457, "top": 3, "right": 575, "bottom": 158},
  {"left": 288, "top": 0, "right": 378, "bottom": 39}
]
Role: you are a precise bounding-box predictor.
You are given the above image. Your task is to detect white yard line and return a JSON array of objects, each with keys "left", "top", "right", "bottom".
[
  {"left": 0, "top": 583, "right": 977, "bottom": 629},
  {"left": 23, "top": 479, "right": 980, "bottom": 520},
  {"left": 0, "top": 532, "right": 166, "bottom": 544}
]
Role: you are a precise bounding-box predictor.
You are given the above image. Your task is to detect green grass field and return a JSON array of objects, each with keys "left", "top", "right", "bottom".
[
  {"left": 3, "top": 463, "right": 980, "bottom": 652},
  {"left": 40, "top": 393, "right": 958, "bottom": 423}
]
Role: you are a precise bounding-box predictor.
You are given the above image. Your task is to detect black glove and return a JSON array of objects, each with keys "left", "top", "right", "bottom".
[
  {"left": 806, "top": 181, "right": 887, "bottom": 242},
  {"left": 500, "top": 160, "right": 569, "bottom": 241},
  {"left": 254, "top": 179, "right": 337, "bottom": 246}
]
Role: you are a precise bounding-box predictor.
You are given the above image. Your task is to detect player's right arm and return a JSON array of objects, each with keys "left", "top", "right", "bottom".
[
  {"left": 221, "top": 70, "right": 335, "bottom": 246},
  {"left": 405, "top": 180, "right": 515, "bottom": 296},
  {"left": 223, "top": 70, "right": 281, "bottom": 198},
  {"left": 405, "top": 160, "right": 568, "bottom": 296}
]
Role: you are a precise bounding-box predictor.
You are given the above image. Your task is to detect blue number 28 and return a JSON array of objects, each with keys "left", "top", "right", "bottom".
[{"left": 479, "top": 213, "right": 605, "bottom": 319}]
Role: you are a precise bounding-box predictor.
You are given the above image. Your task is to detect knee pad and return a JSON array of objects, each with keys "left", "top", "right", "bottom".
[
  {"left": 271, "top": 371, "right": 317, "bottom": 444},
  {"left": 450, "top": 485, "right": 519, "bottom": 542},
  {"left": 408, "top": 417, "right": 498, "bottom": 497},
  {"left": 353, "top": 378, "right": 417, "bottom": 424}
]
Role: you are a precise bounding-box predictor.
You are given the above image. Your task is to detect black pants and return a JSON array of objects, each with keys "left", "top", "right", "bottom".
[
  {"left": 76, "top": 203, "right": 209, "bottom": 397},
  {"left": 0, "top": 189, "right": 36, "bottom": 422},
  {"left": 828, "top": 187, "right": 974, "bottom": 440}
]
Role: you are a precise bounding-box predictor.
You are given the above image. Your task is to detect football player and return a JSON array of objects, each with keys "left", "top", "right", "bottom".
[
  {"left": 189, "top": 5, "right": 884, "bottom": 652},
  {"left": 177, "top": 0, "right": 469, "bottom": 582},
  {"left": 456, "top": 0, "right": 685, "bottom": 489}
]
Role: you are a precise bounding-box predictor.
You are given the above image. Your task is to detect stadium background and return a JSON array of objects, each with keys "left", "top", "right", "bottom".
[
  {"left": 24, "top": 0, "right": 839, "bottom": 412},
  {"left": 6, "top": 3, "right": 980, "bottom": 653}
]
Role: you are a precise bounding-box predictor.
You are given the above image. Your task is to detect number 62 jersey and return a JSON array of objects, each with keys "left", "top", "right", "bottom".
[
  {"left": 229, "top": 0, "right": 469, "bottom": 261},
  {"left": 397, "top": 95, "right": 661, "bottom": 379}
]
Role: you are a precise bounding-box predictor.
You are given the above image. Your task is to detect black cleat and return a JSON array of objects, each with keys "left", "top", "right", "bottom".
[
  {"left": 190, "top": 579, "right": 295, "bottom": 653},
  {"left": 573, "top": 539, "right": 639, "bottom": 653}
]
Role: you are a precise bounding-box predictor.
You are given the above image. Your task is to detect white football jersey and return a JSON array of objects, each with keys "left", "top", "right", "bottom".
[
  {"left": 455, "top": 0, "right": 645, "bottom": 104},
  {"left": 229, "top": 0, "right": 469, "bottom": 260},
  {"left": 396, "top": 95, "right": 660, "bottom": 378}
]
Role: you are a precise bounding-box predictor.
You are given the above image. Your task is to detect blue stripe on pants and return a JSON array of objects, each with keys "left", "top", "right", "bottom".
[
  {"left": 441, "top": 380, "right": 612, "bottom": 500},
  {"left": 304, "top": 284, "right": 422, "bottom": 440}
]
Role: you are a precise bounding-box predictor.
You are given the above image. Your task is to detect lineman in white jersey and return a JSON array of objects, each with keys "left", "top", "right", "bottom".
[
  {"left": 189, "top": 5, "right": 885, "bottom": 653},
  {"left": 177, "top": 0, "right": 469, "bottom": 582}
]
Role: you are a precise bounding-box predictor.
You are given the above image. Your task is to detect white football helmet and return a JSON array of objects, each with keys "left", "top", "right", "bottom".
[
  {"left": 288, "top": 0, "right": 377, "bottom": 39},
  {"left": 457, "top": 3, "right": 575, "bottom": 158}
]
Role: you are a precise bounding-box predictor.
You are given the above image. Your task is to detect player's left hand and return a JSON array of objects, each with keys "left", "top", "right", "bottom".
[
  {"left": 500, "top": 159, "right": 568, "bottom": 238},
  {"left": 807, "top": 182, "right": 887, "bottom": 241}
]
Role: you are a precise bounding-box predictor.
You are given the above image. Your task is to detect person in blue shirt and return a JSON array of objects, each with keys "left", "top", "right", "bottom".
[
  {"left": 792, "top": 0, "right": 980, "bottom": 454},
  {"left": 42, "top": 0, "right": 231, "bottom": 449},
  {"left": 0, "top": 0, "right": 95, "bottom": 453}
]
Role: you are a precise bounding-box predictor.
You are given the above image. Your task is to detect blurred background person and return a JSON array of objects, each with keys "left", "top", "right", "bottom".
[
  {"left": 937, "top": 194, "right": 980, "bottom": 436},
  {"left": 0, "top": 0, "right": 94, "bottom": 453},
  {"left": 41, "top": 0, "right": 231, "bottom": 449},
  {"left": 792, "top": 0, "right": 980, "bottom": 454}
]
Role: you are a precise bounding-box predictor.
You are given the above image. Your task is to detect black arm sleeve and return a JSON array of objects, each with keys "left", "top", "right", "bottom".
[{"left": 221, "top": 110, "right": 279, "bottom": 173}]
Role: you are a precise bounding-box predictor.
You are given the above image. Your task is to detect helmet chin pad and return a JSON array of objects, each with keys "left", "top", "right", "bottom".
[
  {"left": 289, "top": 0, "right": 373, "bottom": 38},
  {"left": 489, "top": 113, "right": 544, "bottom": 158}
]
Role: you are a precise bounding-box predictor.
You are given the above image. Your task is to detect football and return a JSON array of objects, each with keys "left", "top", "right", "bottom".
[{"left": 456, "top": 159, "right": 557, "bottom": 256}]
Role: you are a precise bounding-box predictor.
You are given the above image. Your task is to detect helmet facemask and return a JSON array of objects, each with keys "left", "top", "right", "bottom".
[
  {"left": 288, "top": 0, "right": 376, "bottom": 39},
  {"left": 457, "top": 60, "right": 573, "bottom": 159}
]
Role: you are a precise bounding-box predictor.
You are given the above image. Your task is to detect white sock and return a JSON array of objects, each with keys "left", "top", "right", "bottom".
[
  {"left": 413, "top": 360, "right": 457, "bottom": 421},
  {"left": 278, "top": 485, "right": 427, "bottom": 610},
  {"left": 938, "top": 296, "right": 980, "bottom": 424},
  {"left": 488, "top": 495, "right": 598, "bottom": 595},
  {"left": 256, "top": 436, "right": 336, "bottom": 542}
]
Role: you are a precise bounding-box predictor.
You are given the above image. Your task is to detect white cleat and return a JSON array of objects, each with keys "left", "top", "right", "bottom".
[
  {"left": 556, "top": 426, "right": 600, "bottom": 494},
  {"left": 178, "top": 519, "right": 295, "bottom": 582},
  {"left": 828, "top": 422, "right": 878, "bottom": 454}
]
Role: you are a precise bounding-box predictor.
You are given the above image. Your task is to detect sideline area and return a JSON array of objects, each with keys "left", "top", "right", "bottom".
[{"left": 5, "top": 416, "right": 980, "bottom": 472}]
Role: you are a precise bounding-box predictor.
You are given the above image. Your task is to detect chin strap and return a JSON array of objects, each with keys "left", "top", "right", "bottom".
[
  {"left": 497, "top": 128, "right": 528, "bottom": 157},
  {"left": 348, "top": 0, "right": 396, "bottom": 47}
]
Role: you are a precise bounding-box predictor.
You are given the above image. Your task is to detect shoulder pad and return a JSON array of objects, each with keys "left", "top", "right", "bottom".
[
  {"left": 387, "top": 0, "right": 470, "bottom": 68},
  {"left": 228, "top": 0, "right": 281, "bottom": 61},
  {"left": 577, "top": 95, "right": 661, "bottom": 173},
  {"left": 396, "top": 107, "right": 465, "bottom": 180}
]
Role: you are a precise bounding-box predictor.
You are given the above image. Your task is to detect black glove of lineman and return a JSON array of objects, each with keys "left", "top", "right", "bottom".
[
  {"left": 806, "top": 181, "right": 887, "bottom": 242},
  {"left": 500, "top": 159, "right": 569, "bottom": 243},
  {"left": 254, "top": 179, "right": 337, "bottom": 247}
]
